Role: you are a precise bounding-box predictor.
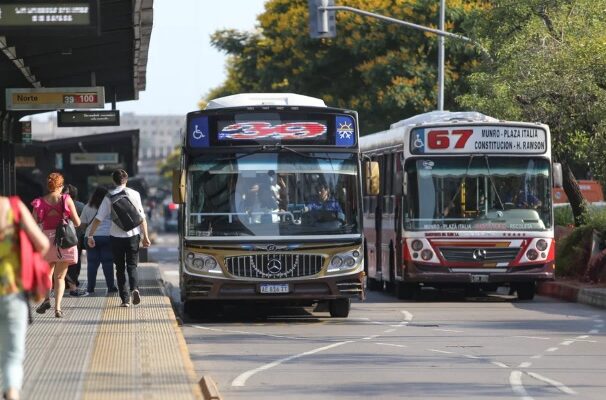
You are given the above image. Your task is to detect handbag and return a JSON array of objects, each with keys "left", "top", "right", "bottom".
[
  {"left": 9, "top": 197, "right": 51, "bottom": 303},
  {"left": 55, "top": 194, "right": 78, "bottom": 250}
]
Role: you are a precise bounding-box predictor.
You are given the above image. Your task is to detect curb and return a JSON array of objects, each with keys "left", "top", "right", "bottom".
[
  {"left": 537, "top": 281, "right": 606, "bottom": 309},
  {"left": 199, "top": 376, "right": 223, "bottom": 400}
]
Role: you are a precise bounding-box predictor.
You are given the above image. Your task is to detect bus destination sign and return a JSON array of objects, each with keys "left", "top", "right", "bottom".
[
  {"left": 0, "top": 2, "right": 94, "bottom": 28},
  {"left": 410, "top": 125, "right": 547, "bottom": 155},
  {"left": 5, "top": 87, "right": 105, "bottom": 110},
  {"left": 57, "top": 110, "right": 120, "bottom": 127}
]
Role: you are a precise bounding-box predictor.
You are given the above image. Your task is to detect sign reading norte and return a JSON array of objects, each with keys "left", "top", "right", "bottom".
[{"left": 5, "top": 87, "right": 105, "bottom": 110}]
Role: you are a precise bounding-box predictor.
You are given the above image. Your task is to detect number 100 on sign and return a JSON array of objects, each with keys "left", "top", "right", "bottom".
[{"left": 63, "top": 94, "right": 98, "bottom": 104}]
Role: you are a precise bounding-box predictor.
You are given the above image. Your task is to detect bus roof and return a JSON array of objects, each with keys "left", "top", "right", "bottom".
[
  {"left": 205, "top": 93, "right": 327, "bottom": 109},
  {"left": 389, "top": 110, "right": 498, "bottom": 129}
]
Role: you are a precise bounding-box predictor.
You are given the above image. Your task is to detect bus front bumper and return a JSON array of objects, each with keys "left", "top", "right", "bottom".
[
  {"left": 403, "top": 261, "right": 555, "bottom": 284},
  {"left": 181, "top": 271, "right": 365, "bottom": 301}
]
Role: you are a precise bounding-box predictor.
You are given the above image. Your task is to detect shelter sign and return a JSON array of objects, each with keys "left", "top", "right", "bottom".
[
  {"left": 5, "top": 87, "right": 104, "bottom": 110},
  {"left": 0, "top": 2, "right": 94, "bottom": 27}
]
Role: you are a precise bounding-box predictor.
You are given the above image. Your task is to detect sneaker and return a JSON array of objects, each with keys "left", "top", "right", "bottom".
[
  {"left": 120, "top": 301, "right": 131, "bottom": 307},
  {"left": 131, "top": 289, "right": 141, "bottom": 305},
  {"left": 69, "top": 288, "right": 89, "bottom": 297},
  {"left": 36, "top": 299, "right": 51, "bottom": 314}
]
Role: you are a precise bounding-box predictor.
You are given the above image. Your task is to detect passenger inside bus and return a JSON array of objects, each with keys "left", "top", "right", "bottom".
[{"left": 240, "top": 181, "right": 279, "bottom": 223}]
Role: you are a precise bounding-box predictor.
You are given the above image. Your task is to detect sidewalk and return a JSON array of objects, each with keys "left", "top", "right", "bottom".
[
  {"left": 537, "top": 279, "right": 606, "bottom": 309},
  {"left": 11, "top": 263, "right": 203, "bottom": 400}
]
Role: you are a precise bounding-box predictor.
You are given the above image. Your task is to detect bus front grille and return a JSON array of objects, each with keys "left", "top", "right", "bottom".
[
  {"left": 438, "top": 247, "right": 520, "bottom": 263},
  {"left": 225, "top": 254, "right": 325, "bottom": 279}
]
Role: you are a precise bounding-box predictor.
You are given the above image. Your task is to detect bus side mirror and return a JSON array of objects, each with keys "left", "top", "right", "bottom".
[
  {"left": 364, "top": 161, "right": 380, "bottom": 195},
  {"left": 553, "top": 163, "right": 563, "bottom": 188},
  {"left": 172, "top": 169, "right": 185, "bottom": 204}
]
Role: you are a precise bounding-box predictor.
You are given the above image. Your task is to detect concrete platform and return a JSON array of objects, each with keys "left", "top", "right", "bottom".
[
  {"left": 5, "top": 263, "right": 202, "bottom": 400},
  {"left": 538, "top": 279, "right": 606, "bottom": 309}
]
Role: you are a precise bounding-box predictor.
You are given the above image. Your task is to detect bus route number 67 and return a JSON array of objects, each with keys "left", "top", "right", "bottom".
[{"left": 427, "top": 129, "right": 473, "bottom": 150}]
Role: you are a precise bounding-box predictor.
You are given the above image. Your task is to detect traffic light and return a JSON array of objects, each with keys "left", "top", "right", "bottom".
[{"left": 308, "top": 0, "right": 336, "bottom": 39}]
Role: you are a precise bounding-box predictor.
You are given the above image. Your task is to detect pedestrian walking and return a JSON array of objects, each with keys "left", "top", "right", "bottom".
[
  {"left": 0, "top": 196, "right": 50, "bottom": 400},
  {"left": 64, "top": 184, "right": 87, "bottom": 296},
  {"left": 80, "top": 187, "right": 117, "bottom": 294},
  {"left": 87, "top": 170, "right": 150, "bottom": 307},
  {"left": 32, "top": 172, "right": 81, "bottom": 318}
]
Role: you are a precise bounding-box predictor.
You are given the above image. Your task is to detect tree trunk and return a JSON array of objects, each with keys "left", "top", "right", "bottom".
[{"left": 562, "top": 161, "right": 589, "bottom": 226}]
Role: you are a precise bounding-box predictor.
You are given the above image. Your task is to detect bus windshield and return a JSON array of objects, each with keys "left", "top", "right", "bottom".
[
  {"left": 186, "top": 152, "right": 359, "bottom": 237},
  {"left": 405, "top": 157, "right": 552, "bottom": 231}
]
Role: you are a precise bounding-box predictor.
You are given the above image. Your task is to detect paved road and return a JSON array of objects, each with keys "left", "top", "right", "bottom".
[{"left": 152, "top": 233, "right": 606, "bottom": 400}]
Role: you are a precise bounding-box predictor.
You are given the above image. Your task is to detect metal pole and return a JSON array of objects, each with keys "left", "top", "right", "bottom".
[{"left": 437, "top": 0, "right": 445, "bottom": 111}]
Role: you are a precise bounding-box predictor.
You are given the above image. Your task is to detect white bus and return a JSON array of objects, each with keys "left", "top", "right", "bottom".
[
  {"left": 360, "top": 111, "right": 561, "bottom": 300},
  {"left": 173, "top": 93, "right": 370, "bottom": 318}
]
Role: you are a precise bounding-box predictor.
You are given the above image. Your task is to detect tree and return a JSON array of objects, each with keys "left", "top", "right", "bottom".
[
  {"left": 458, "top": 0, "right": 606, "bottom": 226},
  {"left": 206, "top": 0, "right": 490, "bottom": 134}
]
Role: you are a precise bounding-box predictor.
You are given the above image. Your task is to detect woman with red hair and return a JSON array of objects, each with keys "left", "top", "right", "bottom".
[{"left": 31, "top": 172, "right": 81, "bottom": 318}]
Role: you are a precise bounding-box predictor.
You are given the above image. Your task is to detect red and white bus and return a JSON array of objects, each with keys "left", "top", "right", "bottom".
[{"left": 360, "top": 111, "right": 560, "bottom": 300}]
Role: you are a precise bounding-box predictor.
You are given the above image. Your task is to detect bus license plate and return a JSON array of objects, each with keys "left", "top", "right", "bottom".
[
  {"left": 259, "top": 283, "right": 290, "bottom": 294},
  {"left": 471, "top": 274, "right": 489, "bottom": 283}
]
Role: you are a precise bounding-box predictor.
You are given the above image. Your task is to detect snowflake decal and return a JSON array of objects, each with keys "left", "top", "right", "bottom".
[{"left": 337, "top": 122, "right": 354, "bottom": 139}]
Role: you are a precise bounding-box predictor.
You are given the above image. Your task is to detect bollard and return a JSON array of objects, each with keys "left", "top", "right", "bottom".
[{"left": 199, "top": 376, "right": 222, "bottom": 400}]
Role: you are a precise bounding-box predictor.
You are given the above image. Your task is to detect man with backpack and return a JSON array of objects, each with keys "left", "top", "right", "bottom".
[{"left": 86, "top": 170, "right": 151, "bottom": 307}]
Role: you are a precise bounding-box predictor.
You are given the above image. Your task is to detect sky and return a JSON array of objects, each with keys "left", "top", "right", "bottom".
[{"left": 114, "top": 0, "right": 267, "bottom": 115}]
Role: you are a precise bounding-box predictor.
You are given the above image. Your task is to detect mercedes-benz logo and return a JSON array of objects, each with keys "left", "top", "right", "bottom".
[
  {"left": 266, "top": 259, "right": 283, "bottom": 274},
  {"left": 472, "top": 248, "right": 487, "bottom": 261}
]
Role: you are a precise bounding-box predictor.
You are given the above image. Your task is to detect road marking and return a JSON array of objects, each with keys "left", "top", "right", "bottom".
[
  {"left": 384, "top": 329, "right": 396, "bottom": 333},
  {"left": 509, "top": 370, "right": 533, "bottom": 400},
  {"left": 192, "top": 325, "right": 308, "bottom": 341},
  {"left": 376, "top": 342, "right": 407, "bottom": 349},
  {"left": 363, "top": 334, "right": 380, "bottom": 340},
  {"left": 492, "top": 361, "right": 509, "bottom": 368},
  {"left": 232, "top": 341, "right": 353, "bottom": 387},
  {"left": 530, "top": 355, "right": 542, "bottom": 359},
  {"left": 546, "top": 347, "right": 558, "bottom": 352},
  {"left": 526, "top": 372, "right": 576, "bottom": 395},
  {"left": 401, "top": 310, "right": 413, "bottom": 323},
  {"left": 464, "top": 354, "right": 481, "bottom": 359},
  {"left": 560, "top": 340, "right": 574, "bottom": 346},
  {"left": 518, "top": 362, "right": 532, "bottom": 368},
  {"left": 589, "top": 329, "right": 599, "bottom": 334},
  {"left": 427, "top": 349, "right": 453, "bottom": 354},
  {"left": 513, "top": 336, "right": 550, "bottom": 340},
  {"left": 435, "top": 328, "right": 463, "bottom": 333}
]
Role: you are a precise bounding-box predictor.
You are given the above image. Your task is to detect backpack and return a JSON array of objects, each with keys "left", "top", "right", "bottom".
[
  {"left": 108, "top": 190, "right": 143, "bottom": 231},
  {"left": 9, "top": 197, "right": 52, "bottom": 303}
]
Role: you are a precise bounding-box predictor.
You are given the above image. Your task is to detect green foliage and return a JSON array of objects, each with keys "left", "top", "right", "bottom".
[
  {"left": 554, "top": 205, "right": 574, "bottom": 226},
  {"left": 206, "top": 0, "right": 490, "bottom": 134},
  {"left": 157, "top": 147, "right": 181, "bottom": 181}
]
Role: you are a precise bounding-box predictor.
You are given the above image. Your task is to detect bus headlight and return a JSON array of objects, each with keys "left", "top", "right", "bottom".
[
  {"left": 420, "top": 249, "right": 434, "bottom": 261},
  {"left": 328, "top": 249, "right": 362, "bottom": 273},
  {"left": 185, "top": 253, "right": 222, "bottom": 275},
  {"left": 526, "top": 249, "right": 539, "bottom": 261},
  {"left": 411, "top": 240, "right": 423, "bottom": 251},
  {"left": 536, "top": 239, "right": 548, "bottom": 251}
]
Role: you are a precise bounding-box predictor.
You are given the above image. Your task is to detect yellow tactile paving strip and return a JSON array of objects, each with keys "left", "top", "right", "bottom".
[{"left": 83, "top": 267, "right": 202, "bottom": 400}]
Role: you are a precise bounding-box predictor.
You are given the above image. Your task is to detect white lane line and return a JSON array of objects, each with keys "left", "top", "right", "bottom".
[
  {"left": 363, "top": 335, "right": 380, "bottom": 340},
  {"left": 492, "top": 361, "right": 509, "bottom": 368},
  {"left": 560, "top": 340, "right": 574, "bottom": 346},
  {"left": 464, "top": 354, "right": 481, "bottom": 359},
  {"left": 513, "top": 336, "right": 550, "bottom": 340},
  {"left": 526, "top": 372, "right": 577, "bottom": 395},
  {"left": 232, "top": 341, "right": 353, "bottom": 387},
  {"left": 577, "top": 335, "right": 589, "bottom": 339},
  {"left": 384, "top": 329, "right": 396, "bottom": 333},
  {"left": 427, "top": 349, "right": 453, "bottom": 354},
  {"left": 518, "top": 362, "right": 532, "bottom": 368},
  {"left": 401, "top": 310, "right": 413, "bottom": 323},
  {"left": 546, "top": 347, "right": 558, "bottom": 352},
  {"left": 530, "top": 355, "right": 542, "bottom": 359},
  {"left": 192, "top": 325, "right": 308, "bottom": 341},
  {"left": 510, "top": 370, "right": 533, "bottom": 400},
  {"left": 376, "top": 342, "right": 407, "bottom": 349},
  {"left": 589, "top": 329, "right": 599, "bottom": 334},
  {"left": 435, "top": 329, "right": 463, "bottom": 333}
]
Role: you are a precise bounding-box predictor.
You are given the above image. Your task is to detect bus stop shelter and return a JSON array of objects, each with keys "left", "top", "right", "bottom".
[{"left": 0, "top": 0, "right": 153, "bottom": 195}]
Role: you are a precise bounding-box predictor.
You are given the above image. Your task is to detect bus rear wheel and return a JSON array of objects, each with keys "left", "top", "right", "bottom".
[
  {"left": 329, "top": 298, "right": 351, "bottom": 318},
  {"left": 515, "top": 282, "right": 536, "bottom": 300}
]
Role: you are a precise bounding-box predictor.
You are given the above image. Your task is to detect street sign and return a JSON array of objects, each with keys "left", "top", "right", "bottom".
[
  {"left": 0, "top": 1, "right": 98, "bottom": 33},
  {"left": 308, "top": 0, "right": 336, "bottom": 39},
  {"left": 70, "top": 152, "right": 119, "bottom": 165},
  {"left": 57, "top": 110, "right": 120, "bottom": 127},
  {"left": 5, "top": 86, "right": 105, "bottom": 110}
]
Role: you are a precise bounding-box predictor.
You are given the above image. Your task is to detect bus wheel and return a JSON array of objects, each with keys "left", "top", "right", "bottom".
[
  {"left": 516, "top": 282, "right": 536, "bottom": 300},
  {"left": 395, "top": 282, "right": 417, "bottom": 300},
  {"left": 329, "top": 298, "right": 351, "bottom": 318}
]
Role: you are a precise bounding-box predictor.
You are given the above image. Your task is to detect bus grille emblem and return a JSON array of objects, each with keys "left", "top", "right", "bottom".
[
  {"left": 472, "top": 249, "right": 487, "bottom": 261},
  {"left": 266, "top": 259, "right": 283, "bottom": 274}
]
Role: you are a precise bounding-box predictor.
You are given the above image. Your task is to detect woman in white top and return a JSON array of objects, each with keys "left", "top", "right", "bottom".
[{"left": 80, "top": 187, "right": 117, "bottom": 293}]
